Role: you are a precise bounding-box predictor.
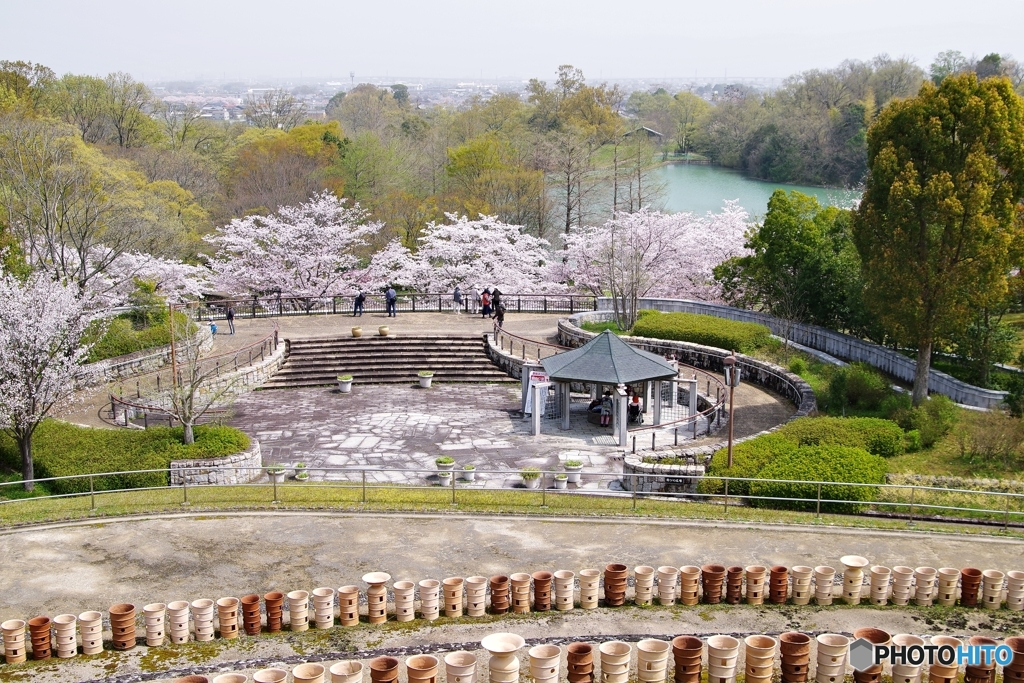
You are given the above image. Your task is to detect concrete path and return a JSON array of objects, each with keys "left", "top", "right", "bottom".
[{"left": 2, "top": 511, "right": 1022, "bottom": 621}]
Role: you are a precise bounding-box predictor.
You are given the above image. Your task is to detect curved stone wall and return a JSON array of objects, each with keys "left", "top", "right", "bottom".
[
  {"left": 169, "top": 439, "right": 263, "bottom": 486},
  {"left": 609, "top": 297, "right": 1006, "bottom": 409}
]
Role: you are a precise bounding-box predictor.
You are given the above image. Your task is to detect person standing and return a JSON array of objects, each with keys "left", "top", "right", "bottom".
[
  {"left": 471, "top": 289, "right": 481, "bottom": 315},
  {"left": 599, "top": 390, "right": 613, "bottom": 427},
  {"left": 481, "top": 289, "right": 492, "bottom": 318},
  {"left": 494, "top": 303, "right": 505, "bottom": 328},
  {"left": 226, "top": 306, "right": 235, "bottom": 335},
  {"left": 490, "top": 288, "right": 503, "bottom": 316},
  {"left": 386, "top": 286, "right": 397, "bottom": 317},
  {"left": 453, "top": 286, "right": 463, "bottom": 315},
  {"left": 353, "top": 290, "right": 366, "bottom": 316}
]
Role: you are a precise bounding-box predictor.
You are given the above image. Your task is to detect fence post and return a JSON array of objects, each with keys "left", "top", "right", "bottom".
[
  {"left": 674, "top": 428, "right": 678, "bottom": 445},
  {"left": 272, "top": 469, "right": 278, "bottom": 503},
  {"left": 90, "top": 475, "right": 95, "bottom": 510},
  {"left": 1005, "top": 495, "right": 1011, "bottom": 531},
  {"left": 908, "top": 486, "right": 915, "bottom": 525},
  {"left": 652, "top": 433, "right": 656, "bottom": 451},
  {"left": 632, "top": 476, "right": 637, "bottom": 510},
  {"left": 541, "top": 473, "right": 547, "bottom": 507},
  {"left": 632, "top": 436, "right": 636, "bottom": 453},
  {"left": 723, "top": 479, "right": 729, "bottom": 515},
  {"left": 451, "top": 469, "right": 457, "bottom": 505},
  {"left": 182, "top": 475, "right": 189, "bottom": 505},
  {"left": 816, "top": 483, "right": 822, "bottom": 518},
  {"left": 362, "top": 469, "right": 367, "bottom": 504}
]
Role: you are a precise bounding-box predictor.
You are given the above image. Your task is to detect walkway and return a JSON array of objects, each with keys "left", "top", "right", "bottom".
[{"left": 3, "top": 511, "right": 1022, "bottom": 621}]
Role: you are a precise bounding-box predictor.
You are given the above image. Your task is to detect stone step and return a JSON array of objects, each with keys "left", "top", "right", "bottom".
[{"left": 262, "top": 333, "right": 513, "bottom": 388}]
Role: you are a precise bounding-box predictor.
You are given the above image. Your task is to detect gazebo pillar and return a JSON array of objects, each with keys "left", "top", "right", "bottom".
[
  {"left": 561, "top": 382, "right": 571, "bottom": 430},
  {"left": 531, "top": 382, "right": 550, "bottom": 436},
  {"left": 653, "top": 381, "right": 662, "bottom": 425},
  {"left": 685, "top": 376, "right": 699, "bottom": 432},
  {"left": 641, "top": 381, "right": 649, "bottom": 414},
  {"left": 616, "top": 384, "right": 628, "bottom": 448}
]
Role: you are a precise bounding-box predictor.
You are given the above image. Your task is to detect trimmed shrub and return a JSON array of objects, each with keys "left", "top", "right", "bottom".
[
  {"left": 778, "top": 416, "right": 905, "bottom": 458},
  {"left": 0, "top": 422, "right": 250, "bottom": 495},
  {"left": 788, "top": 358, "right": 806, "bottom": 375},
  {"left": 699, "top": 433, "right": 798, "bottom": 496},
  {"left": 748, "top": 445, "right": 888, "bottom": 513},
  {"left": 905, "top": 429, "right": 922, "bottom": 452},
  {"left": 632, "top": 311, "right": 772, "bottom": 354},
  {"left": 86, "top": 311, "right": 194, "bottom": 363}
]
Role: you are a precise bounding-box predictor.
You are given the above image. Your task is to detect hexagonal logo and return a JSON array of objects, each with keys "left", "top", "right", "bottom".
[{"left": 849, "top": 638, "right": 876, "bottom": 672}]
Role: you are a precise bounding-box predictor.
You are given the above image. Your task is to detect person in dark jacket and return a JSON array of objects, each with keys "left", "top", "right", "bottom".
[{"left": 353, "top": 290, "right": 366, "bottom": 316}]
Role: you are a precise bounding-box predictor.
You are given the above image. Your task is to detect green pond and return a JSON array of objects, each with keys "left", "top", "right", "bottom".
[{"left": 654, "top": 163, "right": 862, "bottom": 218}]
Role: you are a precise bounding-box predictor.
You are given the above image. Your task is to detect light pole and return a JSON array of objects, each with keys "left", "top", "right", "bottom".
[{"left": 722, "top": 352, "right": 741, "bottom": 469}]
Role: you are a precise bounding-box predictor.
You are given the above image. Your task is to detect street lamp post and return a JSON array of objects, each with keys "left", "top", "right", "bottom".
[{"left": 722, "top": 352, "right": 741, "bottom": 469}]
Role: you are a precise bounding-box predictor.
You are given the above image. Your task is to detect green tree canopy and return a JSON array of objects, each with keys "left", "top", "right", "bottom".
[{"left": 853, "top": 73, "right": 1024, "bottom": 404}]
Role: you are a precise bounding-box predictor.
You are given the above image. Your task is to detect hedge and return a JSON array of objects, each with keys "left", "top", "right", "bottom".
[
  {"left": 631, "top": 311, "right": 773, "bottom": 354},
  {"left": 748, "top": 445, "right": 888, "bottom": 513},
  {"left": 778, "top": 416, "right": 905, "bottom": 458},
  {"left": 699, "top": 433, "right": 798, "bottom": 496},
  {"left": 86, "top": 311, "right": 194, "bottom": 363},
  {"left": 0, "top": 422, "right": 250, "bottom": 496}
]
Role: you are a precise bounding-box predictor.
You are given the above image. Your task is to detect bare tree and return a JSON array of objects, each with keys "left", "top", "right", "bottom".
[
  {"left": 167, "top": 315, "right": 242, "bottom": 445},
  {"left": 544, "top": 126, "right": 599, "bottom": 236},
  {"left": 104, "top": 72, "right": 152, "bottom": 147},
  {"left": 156, "top": 101, "right": 211, "bottom": 150},
  {"left": 244, "top": 89, "right": 306, "bottom": 130}
]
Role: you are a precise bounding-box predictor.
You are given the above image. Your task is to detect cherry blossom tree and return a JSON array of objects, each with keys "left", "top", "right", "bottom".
[
  {"left": 366, "top": 214, "right": 563, "bottom": 293},
  {"left": 0, "top": 272, "right": 96, "bottom": 490},
  {"left": 92, "top": 250, "right": 210, "bottom": 305},
  {"left": 205, "top": 192, "right": 383, "bottom": 304},
  {"left": 562, "top": 203, "right": 750, "bottom": 328}
]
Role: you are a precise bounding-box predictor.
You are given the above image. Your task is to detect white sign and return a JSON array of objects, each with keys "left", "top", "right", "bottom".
[{"left": 524, "top": 371, "right": 549, "bottom": 414}]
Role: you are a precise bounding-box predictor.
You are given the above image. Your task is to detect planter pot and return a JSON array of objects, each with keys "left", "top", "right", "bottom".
[
  {"left": 378, "top": 326, "right": 389, "bottom": 337},
  {"left": 254, "top": 669, "right": 289, "bottom": 683},
  {"left": 445, "top": 652, "right": 478, "bottom": 683},
  {"left": 523, "top": 476, "right": 540, "bottom": 489},
  {"left": 438, "top": 472, "right": 453, "bottom": 486},
  {"left": 330, "top": 661, "right": 364, "bottom": 683},
  {"left": 369, "top": 657, "right": 400, "bottom": 683},
  {"left": 293, "top": 663, "right": 327, "bottom": 683},
  {"left": 436, "top": 461, "right": 456, "bottom": 472},
  {"left": 419, "top": 375, "right": 434, "bottom": 388},
  {"left": 463, "top": 469, "right": 476, "bottom": 481},
  {"left": 352, "top": 327, "right": 362, "bottom": 338},
  {"left": 564, "top": 465, "right": 583, "bottom": 483},
  {"left": 267, "top": 469, "right": 285, "bottom": 483},
  {"left": 554, "top": 476, "right": 568, "bottom": 489},
  {"left": 338, "top": 379, "right": 353, "bottom": 393},
  {"left": 213, "top": 676, "right": 249, "bottom": 683}
]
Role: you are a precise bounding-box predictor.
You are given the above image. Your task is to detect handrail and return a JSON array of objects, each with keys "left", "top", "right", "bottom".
[
  {"left": 194, "top": 293, "right": 599, "bottom": 319},
  {"left": 2, "top": 466, "right": 1023, "bottom": 528}
]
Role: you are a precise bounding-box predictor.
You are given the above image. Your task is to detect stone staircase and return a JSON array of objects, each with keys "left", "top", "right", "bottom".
[{"left": 259, "top": 334, "right": 516, "bottom": 388}]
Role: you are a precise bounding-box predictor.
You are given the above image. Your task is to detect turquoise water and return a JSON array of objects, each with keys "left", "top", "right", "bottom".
[{"left": 654, "top": 163, "right": 861, "bottom": 219}]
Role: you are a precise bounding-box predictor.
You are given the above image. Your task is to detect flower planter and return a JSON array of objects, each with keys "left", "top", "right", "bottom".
[
  {"left": 213, "top": 675, "right": 249, "bottom": 683},
  {"left": 465, "top": 575, "right": 488, "bottom": 617},
  {"left": 406, "top": 655, "right": 440, "bottom": 683},
  {"left": 352, "top": 327, "right": 362, "bottom": 338},
  {"left": 419, "top": 374, "right": 434, "bottom": 388},
  {"left": 604, "top": 564, "right": 628, "bottom": 607},
  {"left": 530, "top": 644, "right": 562, "bottom": 683},
  {"left": 330, "top": 661, "right": 364, "bottom": 683},
  {"left": 216, "top": 597, "right": 239, "bottom": 640},
  {"left": 482, "top": 633, "right": 525, "bottom": 683},
  {"left": 532, "top": 571, "right": 553, "bottom": 612},
  {"left": 564, "top": 464, "right": 583, "bottom": 483},
  {"left": 337, "top": 378, "right": 353, "bottom": 393},
  {"left": 363, "top": 572, "right": 390, "bottom": 624},
  {"left": 522, "top": 475, "right": 541, "bottom": 489},
  {"left": 462, "top": 467, "right": 476, "bottom": 482},
  {"left": 418, "top": 579, "right": 440, "bottom": 621},
  {"left": 286, "top": 590, "right": 309, "bottom": 632},
  {"left": 240, "top": 594, "right": 261, "bottom": 635},
  {"left": 263, "top": 592, "right": 284, "bottom": 632},
  {"left": 378, "top": 326, "right": 389, "bottom": 337},
  {"left": 444, "top": 652, "right": 478, "bottom": 683},
  {"left": 554, "top": 570, "right": 576, "bottom": 611},
  {"left": 338, "top": 585, "right": 359, "bottom": 626},
  {"left": 52, "top": 614, "right": 77, "bottom": 659},
  {"left": 293, "top": 663, "right": 327, "bottom": 683},
  {"left": 578, "top": 569, "right": 600, "bottom": 609},
  {"left": 510, "top": 573, "right": 532, "bottom": 613},
  {"left": 109, "top": 603, "right": 137, "bottom": 651},
  {"left": 254, "top": 669, "right": 289, "bottom": 683},
  {"left": 2, "top": 619, "right": 27, "bottom": 664},
  {"left": 553, "top": 475, "right": 568, "bottom": 489},
  {"left": 443, "top": 576, "right": 465, "bottom": 617},
  {"left": 489, "top": 575, "right": 510, "bottom": 614}
]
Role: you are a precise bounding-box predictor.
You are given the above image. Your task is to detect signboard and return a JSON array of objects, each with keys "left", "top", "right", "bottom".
[{"left": 524, "top": 371, "right": 549, "bottom": 414}]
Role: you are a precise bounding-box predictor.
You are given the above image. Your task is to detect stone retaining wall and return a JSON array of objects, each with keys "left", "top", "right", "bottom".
[
  {"left": 76, "top": 327, "right": 214, "bottom": 388},
  {"left": 559, "top": 312, "right": 817, "bottom": 495},
  {"left": 198, "top": 344, "right": 286, "bottom": 399},
  {"left": 170, "top": 440, "right": 263, "bottom": 486},
  {"left": 608, "top": 297, "right": 1006, "bottom": 409}
]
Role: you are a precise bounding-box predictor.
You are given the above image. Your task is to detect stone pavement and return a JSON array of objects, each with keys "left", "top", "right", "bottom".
[{"left": 227, "top": 378, "right": 795, "bottom": 489}]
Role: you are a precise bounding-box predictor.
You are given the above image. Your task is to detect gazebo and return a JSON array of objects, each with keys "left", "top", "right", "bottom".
[{"left": 538, "top": 330, "right": 679, "bottom": 446}]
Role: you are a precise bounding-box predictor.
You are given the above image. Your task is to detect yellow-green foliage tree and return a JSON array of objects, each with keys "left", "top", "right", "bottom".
[{"left": 853, "top": 74, "right": 1024, "bottom": 405}]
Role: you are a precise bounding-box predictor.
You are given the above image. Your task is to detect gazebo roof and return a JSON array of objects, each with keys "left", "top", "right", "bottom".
[{"left": 541, "top": 330, "right": 678, "bottom": 384}]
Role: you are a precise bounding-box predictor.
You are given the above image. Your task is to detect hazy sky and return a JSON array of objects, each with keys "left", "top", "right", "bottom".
[{"left": 3, "top": 0, "right": 1022, "bottom": 83}]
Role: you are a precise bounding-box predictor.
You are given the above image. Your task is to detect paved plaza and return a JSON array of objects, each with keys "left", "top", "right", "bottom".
[{"left": 227, "top": 379, "right": 794, "bottom": 488}]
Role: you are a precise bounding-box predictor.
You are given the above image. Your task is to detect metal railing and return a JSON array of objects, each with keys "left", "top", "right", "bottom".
[
  {"left": 108, "top": 331, "right": 279, "bottom": 425},
  {"left": 3, "top": 466, "right": 1023, "bottom": 529},
  {"left": 493, "top": 327, "right": 566, "bottom": 361},
  {"left": 195, "top": 293, "right": 598, "bottom": 320}
]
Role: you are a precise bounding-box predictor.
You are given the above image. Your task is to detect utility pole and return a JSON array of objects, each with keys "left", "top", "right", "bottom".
[{"left": 169, "top": 302, "right": 177, "bottom": 389}]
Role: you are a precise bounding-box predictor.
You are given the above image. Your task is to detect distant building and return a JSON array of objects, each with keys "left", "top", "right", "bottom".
[{"left": 624, "top": 126, "right": 665, "bottom": 141}]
